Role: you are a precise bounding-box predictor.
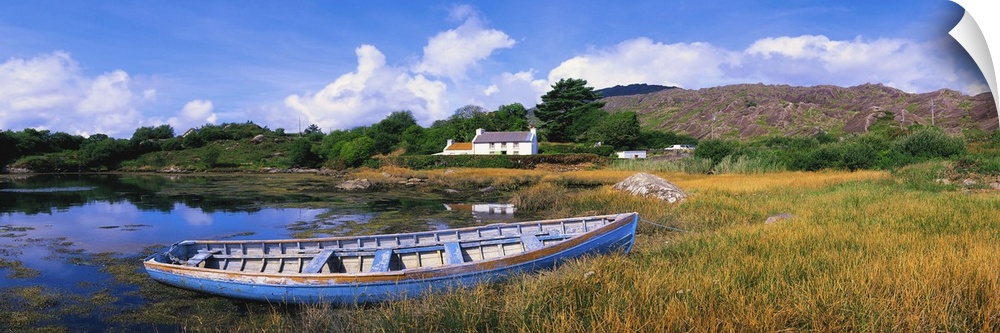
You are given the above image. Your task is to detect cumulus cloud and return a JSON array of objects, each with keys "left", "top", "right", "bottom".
[
  {"left": 279, "top": 6, "right": 541, "bottom": 131},
  {"left": 0, "top": 51, "right": 163, "bottom": 137},
  {"left": 548, "top": 38, "right": 740, "bottom": 89},
  {"left": 413, "top": 5, "right": 516, "bottom": 82},
  {"left": 284, "top": 45, "right": 449, "bottom": 130},
  {"left": 741, "top": 35, "right": 989, "bottom": 94},
  {"left": 546, "top": 35, "right": 988, "bottom": 95},
  {"left": 166, "top": 99, "right": 218, "bottom": 131},
  {"left": 465, "top": 70, "right": 549, "bottom": 108}
]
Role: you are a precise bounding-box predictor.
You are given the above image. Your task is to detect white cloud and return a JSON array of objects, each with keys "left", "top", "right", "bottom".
[
  {"left": 283, "top": 45, "right": 449, "bottom": 130},
  {"left": 547, "top": 35, "right": 988, "bottom": 95},
  {"left": 0, "top": 52, "right": 150, "bottom": 137},
  {"left": 469, "top": 70, "right": 549, "bottom": 108},
  {"left": 167, "top": 99, "right": 217, "bottom": 131},
  {"left": 548, "top": 38, "right": 740, "bottom": 89},
  {"left": 412, "top": 5, "right": 515, "bottom": 82},
  {"left": 741, "top": 35, "right": 989, "bottom": 94}
]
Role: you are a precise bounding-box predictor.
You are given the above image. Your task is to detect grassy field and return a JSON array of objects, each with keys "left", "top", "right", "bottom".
[
  {"left": 8, "top": 166, "right": 993, "bottom": 332},
  {"left": 224, "top": 165, "right": 998, "bottom": 332}
]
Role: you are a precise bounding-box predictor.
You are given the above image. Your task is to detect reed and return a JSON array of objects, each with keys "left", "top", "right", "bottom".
[
  {"left": 289, "top": 170, "right": 1000, "bottom": 332},
  {"left": 610, "top": 157, "right": 713, "bottom": 174},
  {"left": 713, "top": 154, "right": 786, "bottom": 174}
]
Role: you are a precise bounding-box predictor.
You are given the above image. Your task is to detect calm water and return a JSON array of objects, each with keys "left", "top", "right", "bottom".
[{"left": 0, "top": 174, "right": 517, "bottom": 331}]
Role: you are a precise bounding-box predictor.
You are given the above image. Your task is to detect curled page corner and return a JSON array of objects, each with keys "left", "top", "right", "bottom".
[{"left": 949, "top": 0, "right": 999, "bottom": 126}]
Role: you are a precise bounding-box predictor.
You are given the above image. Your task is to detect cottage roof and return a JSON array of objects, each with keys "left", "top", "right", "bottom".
[
  {"left": 472, "top": 131, "right": 533, "bottom": 143},
  {"left": 445, "top": 142, "right": 473, "bottom": 151}
]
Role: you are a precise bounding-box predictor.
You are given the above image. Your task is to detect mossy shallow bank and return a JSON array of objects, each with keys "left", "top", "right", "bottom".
[
  {"left": 2, "top": 169, "right": 998, "bottom": 331},
  {"left": 238, "top": 169, "right": 999, "bottom": 332},
  {"left": 0, "top": 172, "right": 527, "bottom": 331}
]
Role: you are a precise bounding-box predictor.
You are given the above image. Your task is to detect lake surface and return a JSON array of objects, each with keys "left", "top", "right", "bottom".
[{"left": 0, "top": 174, "right": 519, "bottom": 331}]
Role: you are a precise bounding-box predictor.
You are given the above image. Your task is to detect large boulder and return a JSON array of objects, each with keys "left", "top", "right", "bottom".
[
  {"left": 337, "top": 179, "right": 372, "bottom": 191},
  {"left": 613, "top": 173, "right": 686, "bottom": 203}
]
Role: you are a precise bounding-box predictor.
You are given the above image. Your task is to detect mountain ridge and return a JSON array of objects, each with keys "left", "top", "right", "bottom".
[{"left": 600, "top": 83, "right": 998, "bottom": 139}]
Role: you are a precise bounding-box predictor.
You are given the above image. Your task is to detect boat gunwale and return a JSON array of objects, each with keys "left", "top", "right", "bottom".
[
  {"left": 143, "top": 212, "right": 638, "bottom": 283},
  {"left": 166, "top": 213, "right": 630, "bottom": 246}
]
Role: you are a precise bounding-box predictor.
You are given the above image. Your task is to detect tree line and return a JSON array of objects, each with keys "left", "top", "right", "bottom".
[
  {"left": 0, "top": 78, "right": 700, "bottom": 171},
  {"left": 4, "top": 77, "right": 993, "bottom": 174}
]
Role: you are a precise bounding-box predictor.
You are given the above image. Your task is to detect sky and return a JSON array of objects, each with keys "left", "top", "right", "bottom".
[{"left": 0, "top": 0, "right": 991, "bottom": 138}]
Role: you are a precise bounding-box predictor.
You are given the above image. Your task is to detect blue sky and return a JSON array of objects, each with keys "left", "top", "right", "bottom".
[{"left": 0, "top": 1, "right": 989, "bottom": 137}]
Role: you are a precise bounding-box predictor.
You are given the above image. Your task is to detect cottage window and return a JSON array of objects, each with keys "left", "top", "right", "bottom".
[
  {"left": 489, "top": 143, "right": 495, "bottom": 149},
  {"left": 513, "top": 142, "right": 519, "bottom": 149}
]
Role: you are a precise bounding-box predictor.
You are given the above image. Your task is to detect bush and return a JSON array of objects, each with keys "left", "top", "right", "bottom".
[
  {"left": 161, "top": 138, "right": 184, "bottom": 151},
  {"left": 954, "top": 154, "right": 1000, "bottom": 175},
  {"left": 694, "top": 139, "right": 739, "bottom": 165},
  {"left": 200, "top": 145, "right": 222, "bottom": 168},
  {"left": 539, "top": 142, "right": 614, "bottom": 156},
  {"left": 12, "top": 154, "right": 80, "bottom": 173},
  {"left": 288, "top": 139, "right": 320, "bottom": 167},
  {"left": 895, "top": 128, "right": 965, "bottom": 160},
  {"left": 842, "top": 142, "right": 877, "bottom": 171},
  {"left": 893, "top": 161, "right": 955, "bottom": 191},
  {"left": 791, "top": 144, "right": 844, "bottom": 171}
]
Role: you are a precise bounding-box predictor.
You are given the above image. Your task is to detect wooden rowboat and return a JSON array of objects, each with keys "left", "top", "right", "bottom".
[{"left": 143, "top": 212, "right": 638, "bottom": 304}]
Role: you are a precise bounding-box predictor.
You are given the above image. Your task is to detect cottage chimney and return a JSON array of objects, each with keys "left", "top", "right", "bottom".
[
  {"left": 476, "top": 128, "right": 485, "bottom": 136},
  {"left": 529, "top": 127, "right": 536, "bottom": 134},
  {"left": 446, "top": 139, "right": 454, "bottom": 147}
]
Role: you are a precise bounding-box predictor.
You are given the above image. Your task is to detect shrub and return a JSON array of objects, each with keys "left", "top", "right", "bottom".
[
  {"left": 539, "top": 142, "right": 614, "bottom": 156},
  {"left": 288, "top": 139, "right": 320, "bottom": 167},
  {"left": 893, "top": 161, "right": 955, "bottom": 191},
  {"left": 895, "top": 128, "right": 965, "bottom": 160},
  {"left": 694, "top": 139, "right": 739, "bottom": 165},
  {"left": 200, "top": 145, "right": 222, "bottom": 168},
  {"left": 161, "top": 138, "right": 184, "bottom": 151},
  {"left": 842, "top": 142, "right": 877, "bottom": 171},
  {"left": 954, "top": 154, "right": 1000, "bottom": 175}
]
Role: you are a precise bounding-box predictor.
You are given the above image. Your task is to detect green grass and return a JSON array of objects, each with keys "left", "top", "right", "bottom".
[
  {"left": 237, "top": 169, "right": 1000, "bottom": 332},
  {"left": 44, "top": 169, "right": 1000, "bottom": 331},
  {"left": 120, "top": 139, "right": 301, "bottom": 171},
  {"left": 610, "top": 157, "right": 713, "bottom": 174},
  {"left": 7, "top": 168, "right": 995, "bottom": 332}
]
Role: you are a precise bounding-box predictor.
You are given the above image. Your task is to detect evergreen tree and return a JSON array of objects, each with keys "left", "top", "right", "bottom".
[
  {"left": 589, "top": 111, "right": 641, "bottom": 149},
  {"left": 535, "top": 78, "right": 605, "bottom": 142}
]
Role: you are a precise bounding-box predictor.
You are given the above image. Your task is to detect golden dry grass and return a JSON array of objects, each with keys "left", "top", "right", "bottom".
[{"left": 307, "top": 168, "right": 999, "bottom": 332}]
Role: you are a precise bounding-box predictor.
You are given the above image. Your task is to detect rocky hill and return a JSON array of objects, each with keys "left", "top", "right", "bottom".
[
  {"left": 596, "top": 84, "right": 676, "bottom": 98},
  {"left": 601, "top": 83, "right": 998, "bottom": 139}
]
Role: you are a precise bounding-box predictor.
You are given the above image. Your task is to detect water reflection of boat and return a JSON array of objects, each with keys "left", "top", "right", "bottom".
[
  {"left": 143, "top": 212, "right": 639, "bottom": 304},
  {"left": 443, "top": 203, "right": 516, "bottom": 215}
]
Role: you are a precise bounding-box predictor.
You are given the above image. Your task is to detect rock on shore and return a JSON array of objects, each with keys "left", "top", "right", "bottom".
[
  {"left": 337, "top": 179, "right": 373, "bottom": 191},
  {"left": 613, "top": 173, "right": 687, "bottom": 203}
]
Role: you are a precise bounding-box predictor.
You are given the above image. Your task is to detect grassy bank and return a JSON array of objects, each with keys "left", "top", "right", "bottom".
[
  {"left": 7, "top": 167, "right": 995, "bottom": 332},
  {"left": 216, "top": 167, "right": 998, "bottom": 332}
]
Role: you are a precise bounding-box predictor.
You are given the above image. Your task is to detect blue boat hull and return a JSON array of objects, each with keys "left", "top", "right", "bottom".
[{"left": 144, "top": 213, "right": 638, "bottom": 304}]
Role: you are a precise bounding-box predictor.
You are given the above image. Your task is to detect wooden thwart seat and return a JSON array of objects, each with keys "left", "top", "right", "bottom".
[
  {"left": 520, "top": 233, "right": 544, "bottom": 251},
  {"left": 186, "top": 249, "right": 221, "bottom": 266},
  {"left": 302, "top": 249, "right": 336, "bottom": 274},
  {"left": 370, "top": 249, "right": 394, "bottom": 272},
  {"left": 443, "top": 242, "right": 465, "bottom": 265}
]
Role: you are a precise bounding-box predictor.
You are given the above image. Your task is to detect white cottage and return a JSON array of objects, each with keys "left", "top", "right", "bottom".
[
  {"left": 439, "top": 128, "right": 538, "bottom": 155},
  {"left": 616, "top": 150, "right": 647, "bottom": 159}
]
